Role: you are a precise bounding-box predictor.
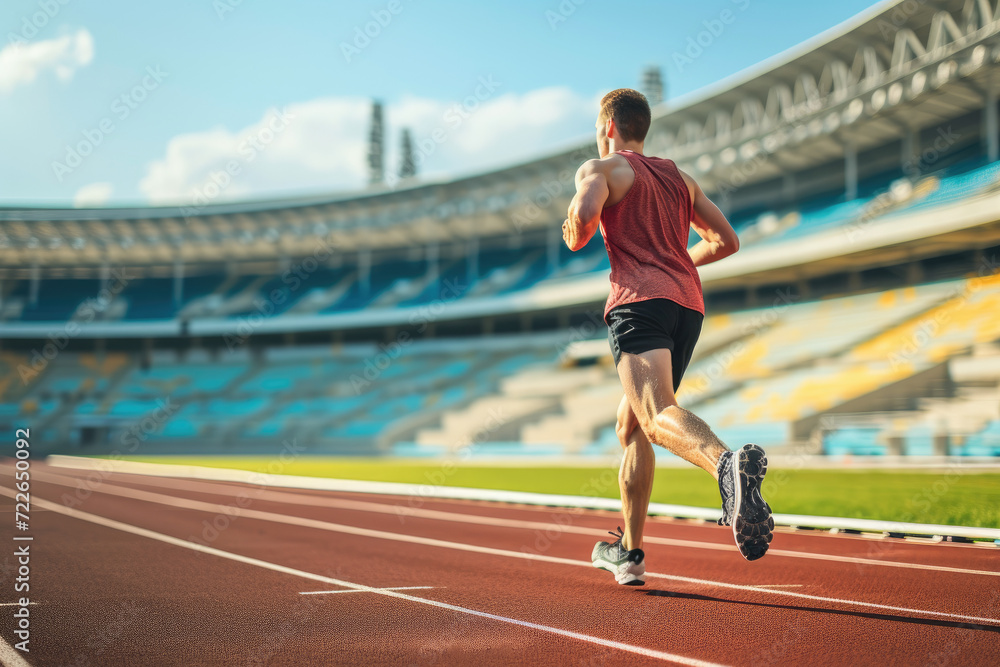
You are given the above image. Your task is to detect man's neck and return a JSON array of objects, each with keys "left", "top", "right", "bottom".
[{"left": 610, "top": 141, "right": 644, "bottom": 155}]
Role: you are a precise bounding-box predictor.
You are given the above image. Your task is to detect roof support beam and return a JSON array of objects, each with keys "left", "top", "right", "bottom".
[
  {"left": 358, "top": 246, "right": 372, "bottom": 296},
  {"left": 986, "top": 85, "right": 999, "bottom": 162},
  {"left": 902, "top": 124, "right": 920, "bottom": 172},
  {"left": 547, "top": 224, "right": 561, "bottom": 274},
  {"left": 173, "top": 259, "right": 185, "bottom": 307},
  {"left": 466, "top": 235, "right": 479, "bottom": 286},
  {"left": 844, "top": 139, "right": 859, "bottom": 201}
]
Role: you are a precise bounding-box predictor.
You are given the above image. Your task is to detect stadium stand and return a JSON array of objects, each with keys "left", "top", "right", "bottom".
[
  {"left": 2, "top": 0, "right": 1000, "bottom": 460},
  {"left": 2, "top": 154, "right": 998, "bottom": 325},
  {"left": 5, "top": 272, "right": 999, "bottom": 459}
]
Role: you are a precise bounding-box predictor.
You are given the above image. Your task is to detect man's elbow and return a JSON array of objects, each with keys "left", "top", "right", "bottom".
[
  {"left": 577, "top": 203, "right": 601, "bottom": 232},
  {"left": 725, "top": 231, "right": 740, "bottom": 256},
  {"left": 566, "top": 216, "right": 598, "bottom": 252}
]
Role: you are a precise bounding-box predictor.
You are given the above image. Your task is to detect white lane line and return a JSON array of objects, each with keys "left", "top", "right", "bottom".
[
  {"left": 299, "top": 586, "right": 438, "bottom": 595},
  {"left": 42, "top": 454, "right": 1000, "bottom": 540},
  {"left": 748, "top": 585, "right": 804, "bottom": 589},
  {"left": 35, "top": 469, "right": 1000, "bottom": 579},
  {"left": 0, "top": 634, "right": 30, "bottom": 667},
  {"left": 7, "top": 491, "right": 723, "bottom": 667},
  {"left": 0, "top": 603, "right": 37, "bottom": 607},
  {"left": 18, "top": 476, "right": 1000, "bottom": 628}
]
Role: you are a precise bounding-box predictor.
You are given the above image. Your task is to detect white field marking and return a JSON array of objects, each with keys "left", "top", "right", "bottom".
[
  {"left": 35, "top": 468, "right": 1000, "bottom": 579},
  {"left": 21, "top": 476, "right": 1000, "bottom": 628},
  {"left": 299, "top": 586, "right": 437, "bottom": 595},
  {"left": 3, "top": 490, "right": 724, "bottom": 667},
  {"left": 0, "top": 633, "right": 30, "bottom": 667},
  {"left": 748, "top": 585, "right": 804, "bottom": 589},
  {"left": 0, "top": 603, "right": 37, "bottom": 607}
]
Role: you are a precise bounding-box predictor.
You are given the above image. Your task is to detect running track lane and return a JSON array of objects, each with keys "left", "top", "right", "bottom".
[{"left": 0, "top": 462, "right": 998, "bottom": 666}]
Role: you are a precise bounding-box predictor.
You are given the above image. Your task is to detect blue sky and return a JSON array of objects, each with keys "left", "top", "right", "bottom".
[{"left": 0, "top": 0, "right": 881, "bottom": 207}]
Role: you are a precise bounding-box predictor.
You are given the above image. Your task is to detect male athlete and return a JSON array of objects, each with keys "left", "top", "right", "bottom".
[{"left": 562, "top": 89, "right": 773, "bottom": 586}]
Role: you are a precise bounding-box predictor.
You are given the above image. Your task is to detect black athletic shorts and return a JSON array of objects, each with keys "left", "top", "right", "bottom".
[{"left": 606, "top": 298, "right": 704, "bottom": 391}]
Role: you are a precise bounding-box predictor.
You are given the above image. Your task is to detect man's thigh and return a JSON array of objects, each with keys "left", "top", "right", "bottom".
[{"left": 616, "top": 348, "right": 678, "bottom": 430}]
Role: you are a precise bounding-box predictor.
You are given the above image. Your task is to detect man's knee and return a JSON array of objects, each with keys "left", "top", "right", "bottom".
[
  {"left": 616, "top": 418, "right": 635, "bottom": 449},
  {"left": 653, "top": 404, "right": 683, "bottom": 430},
  {"left": 615, "top": 396, "right": 634, "bottom": 447}
]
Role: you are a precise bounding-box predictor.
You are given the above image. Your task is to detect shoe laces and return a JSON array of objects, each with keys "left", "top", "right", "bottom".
[{"left": 607, "top": 526, "right": 626, "bottom": 549}]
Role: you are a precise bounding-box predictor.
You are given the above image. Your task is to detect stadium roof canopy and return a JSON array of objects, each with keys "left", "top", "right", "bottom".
[
  {"left": 2, "top": 0, "right": 999, "bottom": 271},
  {"left": 645, "top": 0, "right": 1000, "bottom": 193}
]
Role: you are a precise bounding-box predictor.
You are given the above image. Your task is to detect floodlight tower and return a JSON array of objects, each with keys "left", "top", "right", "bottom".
[
  {"left": 642, "top": 66, "right": 665, "bottom": 106},
  {"left": 399, "top": 128, "right": 416, "bottom": 180},
  {"left": 367, "top": 100, "right": 385, "bottom": 186}
]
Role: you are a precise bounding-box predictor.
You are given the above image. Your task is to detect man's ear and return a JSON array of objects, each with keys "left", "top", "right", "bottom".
[{"left": 606, "top": 118, "right": 615, "bottom": 139}]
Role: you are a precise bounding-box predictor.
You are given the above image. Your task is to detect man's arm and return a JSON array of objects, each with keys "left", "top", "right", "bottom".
[
  {"left": 682, "top": 170, "right": 740, "bottom": 267},
  {"left": 562, "top": 159, "right": 609, "bottom": 252}
]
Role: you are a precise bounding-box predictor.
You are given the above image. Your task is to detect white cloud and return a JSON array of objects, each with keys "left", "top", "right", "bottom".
[
  {"left": 140, "top": 98, "right": 369, "bottom": 206},
  {"left": 139, "top": 86, "right": 599, "bottom": 205},
  {"left": 0, "top": 29, "right": 94, "bottom": 93},
  {"left": 386, "top": 86, "right": 597, "bottom": 182},
  {"left": 73, "top": 182, "right": 113, "bottom": 207}
]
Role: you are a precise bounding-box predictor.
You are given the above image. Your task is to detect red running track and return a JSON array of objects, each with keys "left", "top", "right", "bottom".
[{"left": 0, "top": 460, "right": 998, "bottom": 666}]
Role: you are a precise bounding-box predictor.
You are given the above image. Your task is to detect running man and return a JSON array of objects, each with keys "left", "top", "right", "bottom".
[{"left": 562, "top": 89, "right": 773, "bottom": 586}]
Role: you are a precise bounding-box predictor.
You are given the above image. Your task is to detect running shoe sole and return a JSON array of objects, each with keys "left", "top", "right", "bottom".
[
  {"left": 592, "top": 553, "right": 646, "bottom": 586},
  {"left": 731, "top": 444, "right": 773, "bottom": 561}
]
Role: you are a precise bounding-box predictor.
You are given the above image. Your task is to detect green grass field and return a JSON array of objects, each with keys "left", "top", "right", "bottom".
[{"left": 108, "top": 456, "right": 1000, "bottom": 529}]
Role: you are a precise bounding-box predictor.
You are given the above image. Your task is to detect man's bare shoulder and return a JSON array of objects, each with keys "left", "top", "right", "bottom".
[
  {"left": 577, "top": 154, "right": 622, "bottom": 175},
  {"left": 673, "top": 165, "right": 698, "bottom": 200},
  {"left": 577, "top": 154, "right": 634, "bottom": 206},
  {"left": 579, "top": 154, "right": 632, "bottom": 186},
  {"left": 596, "top": 153, "right": 631, "bottom": 171}
]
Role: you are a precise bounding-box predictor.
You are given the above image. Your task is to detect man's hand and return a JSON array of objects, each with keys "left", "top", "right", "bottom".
[
  {"left": 681, "top": 169, "right": 740, "bottom": 267},
  {"left": 563, "top": 160, "right": 609, "bottom": 251},
  {"left": 561, "top": 217, "right": 575, "bottom": 248}
]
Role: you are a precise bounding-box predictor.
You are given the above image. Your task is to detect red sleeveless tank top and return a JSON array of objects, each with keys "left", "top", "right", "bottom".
[{"left": 599, "top": 150, "right": 704, "bottom": 322}]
